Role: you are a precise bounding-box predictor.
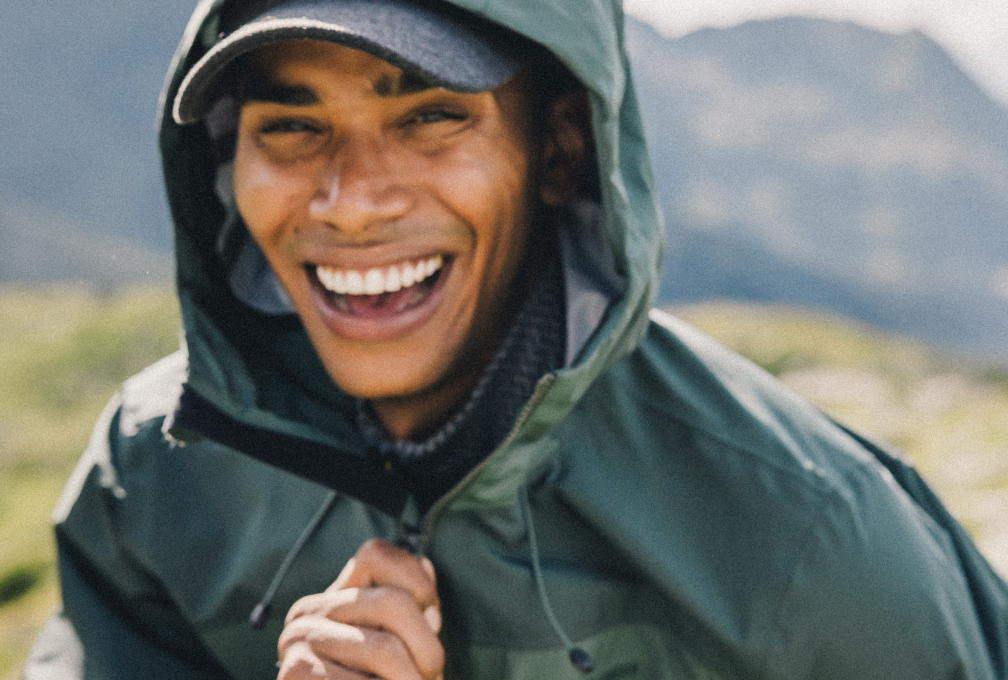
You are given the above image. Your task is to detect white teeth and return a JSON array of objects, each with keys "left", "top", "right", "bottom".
[
  {"left": 345, "top": 271, "right": 364, "bottom": 295},
  {"left": 315, "top": 268, "right": 343, "bottom": 293},
  {"left": 385, "top": 267, "right": 401, "bottom": 292},
  {"left": 317, "top": 255, "right": 444, "bottom": 296},
  {"left": 364, "top": 269, "right": 384, "bottom": 295},
  {"left": 401, "top": 264, "right": 416, "bottom": 287}
]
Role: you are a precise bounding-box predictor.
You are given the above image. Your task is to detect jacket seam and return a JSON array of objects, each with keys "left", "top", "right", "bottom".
[{"left": 767, "top": 487, "right": 846, "bottom": 678}]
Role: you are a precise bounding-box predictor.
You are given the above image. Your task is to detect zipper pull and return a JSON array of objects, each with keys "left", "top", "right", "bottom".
[
  {"left": 394, "top": 525, "right": 424, "bottom": 557},
  {"left": 395, "top": 495, "right": 425, "bottom": 557}
]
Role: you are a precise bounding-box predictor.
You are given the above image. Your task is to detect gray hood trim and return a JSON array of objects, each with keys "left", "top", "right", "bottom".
[{"left": 560, "top": 201, "right": 626, "bottom": 366}]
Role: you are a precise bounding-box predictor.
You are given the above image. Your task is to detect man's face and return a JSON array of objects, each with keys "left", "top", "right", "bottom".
[{"left": 233, "top": 41, "right": 541, "bottom": 436}]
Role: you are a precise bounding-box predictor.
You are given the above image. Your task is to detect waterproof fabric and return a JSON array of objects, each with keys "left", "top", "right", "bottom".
[{"left": 23, "top": 0, "right": 1008, "bottom": 678}]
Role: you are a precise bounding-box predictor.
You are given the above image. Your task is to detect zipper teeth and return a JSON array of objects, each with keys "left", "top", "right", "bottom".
[{"left": 419, "top": 374, "right": 557, "bottom": 540}]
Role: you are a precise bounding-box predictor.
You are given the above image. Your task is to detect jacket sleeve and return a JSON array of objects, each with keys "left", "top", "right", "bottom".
[
  {"left": 23, "top": 551, "right": 228, "bottom": 680},
  {"left": 842, "top": 424, "right": 1008, "bottom": 678},
  {"left": 21, "top": 393, "right": 230, "bottom": 680},
  {"left": 773, "top": 455, "right": 1004, "bottom": 680}
]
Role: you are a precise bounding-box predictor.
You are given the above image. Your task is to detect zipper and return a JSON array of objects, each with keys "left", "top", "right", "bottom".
[
  {"left": 413, "top": 374, "right": 593, "bottom": 674},
  {"left": 418, "top": 373, "right": 558, "bottom": 544}
]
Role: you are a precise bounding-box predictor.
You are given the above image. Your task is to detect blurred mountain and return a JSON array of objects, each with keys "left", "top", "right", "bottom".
[
  {"left": 1, "top": 2, "right": 1005, "bottom": 358},
  {"left": 628, "top": 17, "right": 1008, "bottom": 359},
  {"left": 0, "top": 198, "right": 171, "bottom": 286},
  {"left": 0, "top": 0, "right": 192, "bottom": 256}
]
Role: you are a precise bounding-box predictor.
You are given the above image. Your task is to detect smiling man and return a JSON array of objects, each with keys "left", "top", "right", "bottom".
[
  {"left": 22, "top": 0, "right": 1008, "bottom": 679},
  {"left": 230, "top": 38, "right": 548, "bottom": 442}
]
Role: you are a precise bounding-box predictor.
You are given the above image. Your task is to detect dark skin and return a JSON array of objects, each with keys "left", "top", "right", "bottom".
[{"left": 231, "top": 40, "right": 592, "bottom": 679}]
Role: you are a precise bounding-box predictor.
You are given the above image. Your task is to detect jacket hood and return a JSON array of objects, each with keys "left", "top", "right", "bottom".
[{"left": 156, "top": 0, "right": 663, "bottom": 514}]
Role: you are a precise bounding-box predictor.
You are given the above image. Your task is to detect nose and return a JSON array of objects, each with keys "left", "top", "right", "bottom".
[{"left": 309, "top": 135, "right": 413, "bottom": 233}]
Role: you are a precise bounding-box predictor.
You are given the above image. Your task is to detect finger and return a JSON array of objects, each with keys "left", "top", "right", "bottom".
[
  {"left": 288, "top": 590, "right": 440, "bottom": 635},
  {"left": 284, "top": 588, "right": 444, "bottom": 678},
  {"left": 416, "top": 557, "right": 439, "bottom": 634},
  {"left": 419, "top": 556, "right": 436, "bottom": 585},
  {"left": 277, "top": 641, "right": 327, "bottom": 680},
  {"left": 277, "top": 639, "right": 380, "bottom": 680},
  {"left": 280, "top": 615, "right": 430, "bottom": 680},
  {"left": 328, "top": 539, "right": 439, "bottom": 611},
  {"left": 285, "top": 592, "right": 331, "bottom": 624}
]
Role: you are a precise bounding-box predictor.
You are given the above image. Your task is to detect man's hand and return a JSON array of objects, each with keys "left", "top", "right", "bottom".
[{"left": 278, "top": 539, "right": 444, "bottom": 680}]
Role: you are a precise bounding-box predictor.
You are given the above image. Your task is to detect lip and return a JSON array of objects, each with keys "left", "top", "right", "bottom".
[
  {"left": 308, "top": 255, "right": 454, "bottom": 342},
  {"left": 297, "top": 223, "right": 465, "bottom": 271},
  {"left": 305, "top": 243, "right": 441, "bottom": 271}
]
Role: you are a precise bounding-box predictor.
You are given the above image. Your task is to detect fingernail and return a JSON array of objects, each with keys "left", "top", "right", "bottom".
[
  {"left": 424, "top": 605, "right": 442, "bottom": 633},
  {"left": 420, "top": 557, "right": 436, "bottom": 583}
]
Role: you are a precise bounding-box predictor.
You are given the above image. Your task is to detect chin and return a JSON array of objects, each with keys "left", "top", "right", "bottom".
[{"left": 320, "top": 350, "right": 450, "bottom": 402}]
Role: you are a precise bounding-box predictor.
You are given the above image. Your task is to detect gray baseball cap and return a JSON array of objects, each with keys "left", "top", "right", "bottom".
[{"left": 173, "top": 0, "right": 536, "bottom": 125}]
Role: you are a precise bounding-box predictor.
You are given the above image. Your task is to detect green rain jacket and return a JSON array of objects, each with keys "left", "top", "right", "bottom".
[{"left": 23, "top": 0, "right": 1008, "bottom": 678}]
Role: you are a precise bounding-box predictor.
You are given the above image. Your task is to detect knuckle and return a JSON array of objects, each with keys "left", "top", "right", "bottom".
[
  {"left": 373, "top": 584, "right": 413, "bottom": 613},
  {"left": 285, "top": 593, "right": 324, "bottom": 624},
  {"left": 277, "top": 641, "right": 325, "bottom": 679},
  {"left": 410, "top": 579, "right": 439, "bottom": 611},
  {"left": 277, "top": 617, "right": 314, "bottom": 653},
  {"left": 376, "top": 628, "right": 408, "bottom": 660},
  {"left": 419, "top": 557, "right": 437, "bottom": 585},
  {"left": 357, "top": 537, "right": 390, "bottom": 561},
  {"left": 418, "top": 576, "right": 439, "bottom": 603},
  {"left": 277, "top": 624, "right": 299, "bottom": 652},
  {"left": 418, "top": 642, "right": 446, "bottom": 680},
  {"left": 319, "top": 587, "right": 356, "bottom": 616}
]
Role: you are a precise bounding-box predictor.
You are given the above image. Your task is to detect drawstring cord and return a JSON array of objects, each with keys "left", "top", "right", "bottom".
[
  {"left": 250, "top": 491, "right": 339, "bottom": 629},
  {"left": 519, "top": 487, "right": 594, "bottom": 674}
]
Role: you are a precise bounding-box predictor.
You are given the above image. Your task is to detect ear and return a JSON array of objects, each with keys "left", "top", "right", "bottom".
[{"left": 538, "top": 88, "right": 594, "bottom": 207}]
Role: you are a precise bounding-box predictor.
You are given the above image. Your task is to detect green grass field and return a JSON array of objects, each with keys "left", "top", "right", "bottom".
[
  {"left": 0, "top": 285, "right": 180, "bottom": 680},
  {"left": 0, "top": 290, "right": 1005, "bottom": 678}
]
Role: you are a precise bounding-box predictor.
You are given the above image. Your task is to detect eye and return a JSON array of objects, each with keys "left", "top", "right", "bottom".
[
  {"left": 409, "top": 109, "right": 466, "bottom": 125},
  {"left": 259, "top": 117, "right": 323, "bottom": 136},
  {"left": 397, "top": 106, "right": 472, "bottom": 147},
  {"left": 402, "top": 106, "right": 470, "bottom": 129},
  {"left": 247, "top": 115, "right": 329, "bottom": 162}
]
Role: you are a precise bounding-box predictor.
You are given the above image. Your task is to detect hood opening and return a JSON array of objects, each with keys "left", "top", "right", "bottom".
[{"left": 157, "top": 0, "right": 662, "bottom": 517}]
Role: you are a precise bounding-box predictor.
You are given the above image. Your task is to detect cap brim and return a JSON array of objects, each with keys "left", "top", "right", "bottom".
[{"left": 173, "top": 0, "right": 527, "bottom": 125}]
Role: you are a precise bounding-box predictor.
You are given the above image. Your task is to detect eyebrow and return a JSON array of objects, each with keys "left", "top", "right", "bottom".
[
  {"left": 373, "top": 71, "right": 433, "bottom": 97},
  {"left": 240, "top": 69, "right": 435, "bottom": 106},
  {"left": 241, "top": 79, "right": 319, "bottom": 106}
]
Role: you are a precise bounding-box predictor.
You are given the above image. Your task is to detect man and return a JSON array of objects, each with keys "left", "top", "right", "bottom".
[{"left": 23, "top": 0, "right": 1008, "bottom": 678}]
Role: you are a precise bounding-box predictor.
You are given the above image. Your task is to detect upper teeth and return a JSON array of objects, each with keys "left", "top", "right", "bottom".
[{"left": 316, "top": 255, "right": 444, "bottom": 295}]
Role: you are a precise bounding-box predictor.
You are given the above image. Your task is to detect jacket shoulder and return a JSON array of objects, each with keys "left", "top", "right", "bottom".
[
  {"left": 552, "top": 310, "right": 1001, "bottom": 677},
  {"left": 584, "top": 309, "right": 874, "bottom": 490}
]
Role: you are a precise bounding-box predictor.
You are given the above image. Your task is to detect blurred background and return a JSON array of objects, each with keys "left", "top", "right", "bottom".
[{"left": 1, "top": 0, "right": 1007, "bottom": 677}]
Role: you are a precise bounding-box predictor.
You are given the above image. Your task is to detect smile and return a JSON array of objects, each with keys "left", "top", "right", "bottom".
[
  {"left": 309, "top": 253, "right": 452, "bottom": 328},
  {"left": 316, "top": 255, "right": 444, "bottom": 295}
]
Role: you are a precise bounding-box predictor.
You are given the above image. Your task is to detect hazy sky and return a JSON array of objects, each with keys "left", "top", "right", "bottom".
[{"left": 624, "top": 0, "right": 1008, "bottom": 107}]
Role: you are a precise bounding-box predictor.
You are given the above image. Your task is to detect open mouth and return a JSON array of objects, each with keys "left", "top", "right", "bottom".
[{"left": 311, "top": 254, "right": 450, "bottom": 319}]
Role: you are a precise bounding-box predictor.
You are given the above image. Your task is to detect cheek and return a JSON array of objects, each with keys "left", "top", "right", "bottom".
[
  {"left": 233, "top": 154, "right": 274, "bottom": 233},
  {"left": 435, "top": 142, "right": 536, "bottom": 345},
  {"left": 233, "top": 146, "right": 311, "bottom": 241},
  {"left": 433, "top": 139, "right": 533, "bottom": 249}
]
